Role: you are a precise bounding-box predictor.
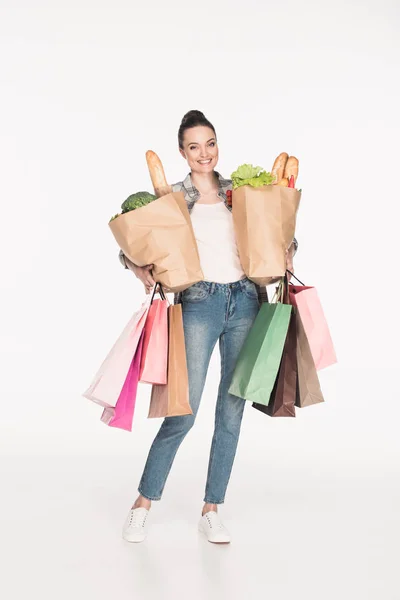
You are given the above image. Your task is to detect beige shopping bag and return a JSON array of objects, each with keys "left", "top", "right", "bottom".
[
  {"left": 232, "top": 185, "right": 301, "bottom": 286},
  {"left": 148, "top": 304, "right": 193, "bottom": 418},
  {"left": 109, "top": 191, "right": 204, "bottom": 293}
]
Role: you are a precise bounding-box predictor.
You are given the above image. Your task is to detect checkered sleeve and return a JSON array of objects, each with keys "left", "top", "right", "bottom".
[{"left": 119, "top": 249, "right": 128, "bottom": 269}]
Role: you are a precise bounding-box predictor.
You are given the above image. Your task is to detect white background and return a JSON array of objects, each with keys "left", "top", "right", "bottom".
[{"left": 1, "top": 0, "right": 399, "bottom": 598}]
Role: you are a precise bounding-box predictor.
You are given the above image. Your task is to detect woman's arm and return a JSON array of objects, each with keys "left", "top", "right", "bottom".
[
  {"left": 119, "top": 249, "right": 141, "bottom": 271},
  {"left": 118, "top": 249, "right": 156, "bottom": 293}
]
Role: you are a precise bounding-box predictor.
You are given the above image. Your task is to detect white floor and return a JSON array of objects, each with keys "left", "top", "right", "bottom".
[
  {"left": 2, "top": 367, "right": 400, "bottom": 600},
  {"left": 2, "top": 456, "right": 399, "bottom": 600}
]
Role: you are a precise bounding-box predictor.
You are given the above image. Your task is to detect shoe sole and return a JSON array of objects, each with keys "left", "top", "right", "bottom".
[
  {"left": 198, "top": 526, "right": 231, "bottom": 544},
  {"left": 123, "top": 534, "right": 147, "bottom": 543}
]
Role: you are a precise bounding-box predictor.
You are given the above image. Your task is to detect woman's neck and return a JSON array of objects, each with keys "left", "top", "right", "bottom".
[{"left": 190, "top": 170, "right": 219, "bottom": 195}]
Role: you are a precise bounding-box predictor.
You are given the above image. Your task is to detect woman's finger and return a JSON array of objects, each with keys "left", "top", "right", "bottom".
[{"left": 146, "top": 278, "right": 155, "bottom": 290}]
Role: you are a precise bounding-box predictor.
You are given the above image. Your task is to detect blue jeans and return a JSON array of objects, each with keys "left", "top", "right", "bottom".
[{"left": 138, "top": 278, "right": 260, "bottom": 504}]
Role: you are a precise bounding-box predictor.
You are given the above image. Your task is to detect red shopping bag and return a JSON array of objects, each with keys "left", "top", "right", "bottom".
[
  {"left": 139, "top": 285, "right": 169, "bottom": 385},
  {"left": 287, "top": 271, "right": 337, "bottom": 371},
  {"left": 101, "top": 331, "right": 145, "bottom": 431}
]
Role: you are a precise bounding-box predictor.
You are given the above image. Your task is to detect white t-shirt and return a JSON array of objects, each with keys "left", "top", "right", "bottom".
[{"left": 190, "top": 201, "right": 246, "bottom": 284}]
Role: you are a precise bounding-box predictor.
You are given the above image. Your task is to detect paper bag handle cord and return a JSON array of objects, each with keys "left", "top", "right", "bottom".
[
  {"left": 286, "top": 270, "right": 305, "bottom": 287},
  {"left": 150, "top": 283, "right": 167, "bottom": 303},
  {"left": 271, "top": 275, "right": 287, "bottom": 304}
]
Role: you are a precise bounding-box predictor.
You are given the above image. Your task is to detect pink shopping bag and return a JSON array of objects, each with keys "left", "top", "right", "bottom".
[
  {"left": 139, "top": 289, "right": 169, "bottom": 385},
  {"left": 287, "top": 271, "right": 337, "bottom": 371},
  {"left": 101, "top": 331, "right": 145, "bottom": 431},
  {"left": 82, "top": 292, "right": 152, "bottom": 410}
]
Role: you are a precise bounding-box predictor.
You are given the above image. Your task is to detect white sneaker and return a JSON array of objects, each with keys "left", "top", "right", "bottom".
[
  {"left": 122, "top": 507, "right": 150, "bottom": 543},
  {"left": 198, "top": 511, "right": 231, "bottom": 544}
]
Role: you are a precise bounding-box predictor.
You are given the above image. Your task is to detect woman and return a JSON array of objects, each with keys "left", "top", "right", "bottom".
[{"left": 119, "top": 110, "right": 298, "bottom": 544}]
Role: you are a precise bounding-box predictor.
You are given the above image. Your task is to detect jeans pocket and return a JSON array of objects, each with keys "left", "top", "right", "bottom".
[
  {"left": 241, "top": 279, "right": 259, "bottom": 300},
  {"left": 182, "top": 281, "right": 210, "bottom": 303}
]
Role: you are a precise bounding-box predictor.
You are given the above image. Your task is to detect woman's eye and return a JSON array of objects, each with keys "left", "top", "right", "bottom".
[
  {"left": 189, "top": 146, "right": 196, "bottom": 151},
  {"left": 209, "top": 142, "right": 215, "bottom": 147}
]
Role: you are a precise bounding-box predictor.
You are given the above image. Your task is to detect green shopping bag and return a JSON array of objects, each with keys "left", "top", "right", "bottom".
[{"left": 228, "top": 278, "right": 292, "bottom": 406}]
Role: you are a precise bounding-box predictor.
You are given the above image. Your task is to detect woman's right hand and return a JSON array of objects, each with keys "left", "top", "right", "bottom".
[{"left": 126, "top": 258, "right": 156, "bottom": 294}]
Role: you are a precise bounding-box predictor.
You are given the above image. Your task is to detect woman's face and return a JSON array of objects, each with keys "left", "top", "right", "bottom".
[{"left": 179, "top": 126, "right": 219, "bottom": 174}]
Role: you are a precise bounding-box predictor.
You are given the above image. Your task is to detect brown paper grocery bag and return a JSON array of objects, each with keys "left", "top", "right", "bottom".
[
  {"left": 148, "top": 304, "right": 193, "bottom": 418},
  {"left": 295, "top": 307, "right": 324, "bottom": 408},
  {"left": 232, "top": 185, "right": 301, "bottom": 286},
  {"left": 109, "top": 191, "right": 204, "bottom": 293}
]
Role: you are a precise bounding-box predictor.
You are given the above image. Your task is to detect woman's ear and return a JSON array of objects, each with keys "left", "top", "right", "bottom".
[{"left": 179, "top": 147, "right": 186, "bottom": 159}]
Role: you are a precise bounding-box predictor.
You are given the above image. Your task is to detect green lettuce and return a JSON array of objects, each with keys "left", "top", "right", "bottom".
[{"left": 231, "top": 163, "right": 275, "bottom": 189}]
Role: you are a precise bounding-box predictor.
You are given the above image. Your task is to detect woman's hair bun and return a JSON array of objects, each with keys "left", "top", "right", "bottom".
[{"left": 181, "top": 110, "right": 206, "bottom": 124}]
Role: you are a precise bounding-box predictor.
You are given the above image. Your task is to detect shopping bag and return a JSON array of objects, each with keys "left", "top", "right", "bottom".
[
  {"left": 100, "top": 331, "right": 145, "bottom": 431},
  {"left": 294, "top": 306, "right": 325, "bottom": 407},
  {"left": 287, "top": 271, "right": 337, "bottom": 371},
  {"left": 82, "top": 293, "right": 152, "bottom": 409},
  {"left": 109, "top": 191, "right": 204, "bottom": 293},
  {"left": 252, "top": 303, "right": 297, "bottom": 417},
  {"left": 232, "top": 185, "right": 301, "bottom": 286},
  {"left": 139, "top": 285, "right": 169, "bottom": 385},
  {"left": 228, "top": 278, "right": 292, "bottom": 405},
  {"left": 148, "top": 303, "right": 193, "bottom": 418}
]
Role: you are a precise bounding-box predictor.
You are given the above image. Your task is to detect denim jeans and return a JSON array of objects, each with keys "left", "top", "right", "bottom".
[{"left": 137, "top": 277, "right": 260, "bottom": 504}]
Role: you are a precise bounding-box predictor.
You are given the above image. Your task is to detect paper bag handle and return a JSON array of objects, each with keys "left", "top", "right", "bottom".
[
  {"left": 150, "top": 283, "right": 168, "bottom": 304},
  {"left": 286, "top": 269, "right": 306, "bottom": 286}
]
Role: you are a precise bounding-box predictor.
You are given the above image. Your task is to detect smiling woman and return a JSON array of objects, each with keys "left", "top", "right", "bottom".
[
  {"left": 177, "top": 112, "right": 220, "bottom": 196},
  {"left": 120, "top": 109, "right": 298, "bottom": 545}
]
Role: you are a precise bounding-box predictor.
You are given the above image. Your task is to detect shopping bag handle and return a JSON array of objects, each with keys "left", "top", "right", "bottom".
[
  {"left": 272, "top": 271, "right": 306, "bottom": 304},
  {"left": 286, "top": 269, "right": 305, "bottom": 287},
  {"left": 150, "top": 283, "right": 167, "bottom": 303},
  {"left": 271, "top": 275, "right": 288, "bottom": 303}
]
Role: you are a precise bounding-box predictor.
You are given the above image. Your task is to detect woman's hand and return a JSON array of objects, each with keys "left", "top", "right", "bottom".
[{"left": 125, "top": 258, "right": 156, "bottom": 294}]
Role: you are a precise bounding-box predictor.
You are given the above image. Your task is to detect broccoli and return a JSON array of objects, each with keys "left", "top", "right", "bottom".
[
  {"left": 109, "top": 191, "right": 157, "bottom": 223},
  {"left": 121, "top": 191, "right": 157, "bottom": 213}
]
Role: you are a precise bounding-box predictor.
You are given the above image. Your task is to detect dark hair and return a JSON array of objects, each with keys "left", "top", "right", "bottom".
[{"left": 178, "top": 110, "right": 217, "bottom": 149}]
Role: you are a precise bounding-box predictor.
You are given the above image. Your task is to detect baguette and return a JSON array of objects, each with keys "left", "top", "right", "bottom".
[
  {"left": 145, "top": 150, "right": 172, "bottom": 198},
  {"left": 283, "top": 156, "right": 299, "bottom": 184},
  {"left": 278, "top": 177, "right": 289, "bottom": 187},
  {"left": 271, "top": 152, "right": 289, "bottom": 184}
]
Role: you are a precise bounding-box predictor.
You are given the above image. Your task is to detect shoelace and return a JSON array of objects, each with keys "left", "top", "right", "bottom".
[
  {"left": 128, "top": 509, "right": 148, "bottom": 528},
  {"left": 205, "top": 513, "right": 225, "bottom": 530}
]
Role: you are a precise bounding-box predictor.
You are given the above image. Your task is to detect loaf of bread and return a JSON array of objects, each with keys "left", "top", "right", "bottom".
[
  {"left": 277, "top": 177, "right": 289, "bottom": 187},
  {"left": 145, "top": 150, "right": 172, "bottom": 198},
  {"left": 283, "top": 156, "right": 299, "bottom": 184},
  {"left": 271, "top": 152, "right": 289, "bottom": 184}
]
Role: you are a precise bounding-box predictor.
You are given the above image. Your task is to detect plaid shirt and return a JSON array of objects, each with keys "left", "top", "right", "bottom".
[{"left": 119, "top": 171, "right": 298, "bottom": 305}]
